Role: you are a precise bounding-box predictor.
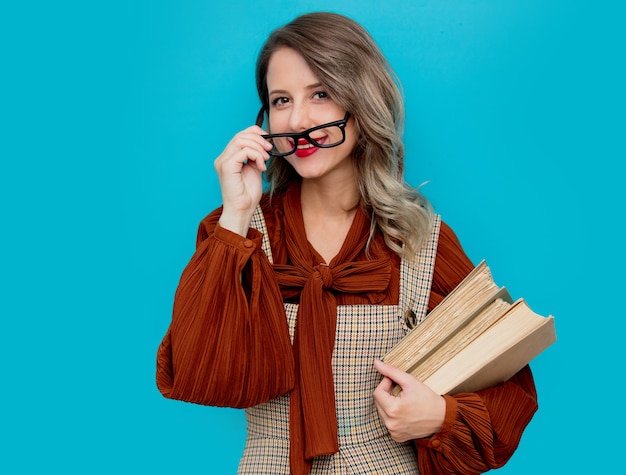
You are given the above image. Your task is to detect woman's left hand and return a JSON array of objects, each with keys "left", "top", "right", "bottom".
[{"left": 373, "top": 360, "right": 447, "bottom": 442}]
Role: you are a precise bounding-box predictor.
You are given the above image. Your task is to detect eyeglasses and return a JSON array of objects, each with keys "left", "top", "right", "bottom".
[{"left": 257, "top": 111, "right": 351, "bottom": 157}]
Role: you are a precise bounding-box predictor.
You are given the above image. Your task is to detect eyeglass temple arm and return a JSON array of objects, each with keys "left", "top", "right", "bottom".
[{"left": 256, "top": 107, "right": 266, "bottom": 127}]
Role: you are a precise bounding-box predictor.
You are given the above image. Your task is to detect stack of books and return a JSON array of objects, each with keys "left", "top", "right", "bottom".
[{"left": 384, "top": 261, "right": 556, "bottom": 395}]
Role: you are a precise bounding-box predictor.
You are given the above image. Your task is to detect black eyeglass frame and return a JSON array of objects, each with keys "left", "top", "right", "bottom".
[{"left": 257, "top": 111, "right": 351, "bottom": 157}]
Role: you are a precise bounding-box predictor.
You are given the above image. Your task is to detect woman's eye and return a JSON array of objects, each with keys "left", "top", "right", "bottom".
[
  {"left": 313, "top": 91, "right": 328, "bottom": 100},
  {"left": 271, "top": 97, "right": 289, "bottom": 107}
]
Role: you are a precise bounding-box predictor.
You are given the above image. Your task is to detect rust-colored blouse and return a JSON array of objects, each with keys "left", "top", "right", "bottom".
[{"left": 157, "top": 190, "right": 538, "bottom": 475}]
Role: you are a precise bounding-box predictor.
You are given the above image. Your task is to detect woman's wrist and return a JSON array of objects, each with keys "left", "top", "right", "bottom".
[{"left": 218, "top": 210, "right": 253, "bottom": 237}]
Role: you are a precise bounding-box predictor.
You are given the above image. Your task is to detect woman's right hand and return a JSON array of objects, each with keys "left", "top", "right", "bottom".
[{"left": 213, "top": 126, "right": 273, "bottom": 236}]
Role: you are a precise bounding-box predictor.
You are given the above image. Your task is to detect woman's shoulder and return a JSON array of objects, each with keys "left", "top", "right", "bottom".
[
  {"left": 429, "top": 219, "right": 475, "bottom": 308},
  {"left": 437, "top": 220, "right": 473, "bottom": 259},
  {"left": 259, "top": 187, "right": 292, "bottom": 224},
  {"left": 252, "top": 190, "right": 288, "bottom": 243}
]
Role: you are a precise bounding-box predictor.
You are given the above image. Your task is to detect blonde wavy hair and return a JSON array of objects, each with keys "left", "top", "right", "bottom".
[{"left": 255, "top": 12, "right": 434, "bottom": 258}]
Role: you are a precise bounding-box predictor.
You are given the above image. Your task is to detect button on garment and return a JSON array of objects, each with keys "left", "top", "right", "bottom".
[{"left": 237, "top": 206, "right": 441, "bottom": 475}]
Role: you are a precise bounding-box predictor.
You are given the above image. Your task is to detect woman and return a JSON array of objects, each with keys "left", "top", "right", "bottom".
[{"left": 156, "top": 12, "right": 538, "bottom": 475}]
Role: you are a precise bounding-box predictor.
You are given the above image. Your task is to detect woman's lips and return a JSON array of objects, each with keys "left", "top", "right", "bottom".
[
  {"left": 292, "top": 136, "right": 326, "bottom": 158},
  {"left": 294, "top": 144, "right": 318, "bottom": 158}
]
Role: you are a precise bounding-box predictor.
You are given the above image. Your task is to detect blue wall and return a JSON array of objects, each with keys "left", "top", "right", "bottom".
[{"left": 2, "top": 1, "right": 624, "bottom": 473}]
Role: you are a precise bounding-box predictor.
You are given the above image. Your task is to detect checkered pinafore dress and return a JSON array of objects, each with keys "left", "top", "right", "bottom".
[{"left": 238, "top": 207, "right": 441, "bottom": 474}]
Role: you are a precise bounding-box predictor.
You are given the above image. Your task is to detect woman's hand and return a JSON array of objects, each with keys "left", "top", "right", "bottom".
[
  {"left": 213, "top": 126, "right": 273, "bottom": 236},
  {"left": 373, "top": 360, "right": 446, "bottom": 442}
]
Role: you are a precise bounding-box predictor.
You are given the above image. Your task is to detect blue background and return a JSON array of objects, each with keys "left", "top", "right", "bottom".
[{"left": 2, "top": 0, "right": 624, "bottom": 473}]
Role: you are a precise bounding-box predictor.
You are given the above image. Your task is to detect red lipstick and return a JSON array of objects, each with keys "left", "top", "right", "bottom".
[{"left": 293, "top": 137, "right": 324, "bottom": 158}]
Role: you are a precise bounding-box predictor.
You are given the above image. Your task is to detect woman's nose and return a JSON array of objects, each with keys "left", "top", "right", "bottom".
[{"left": 287, "top": 104, "right": 312, "bottom": 132}]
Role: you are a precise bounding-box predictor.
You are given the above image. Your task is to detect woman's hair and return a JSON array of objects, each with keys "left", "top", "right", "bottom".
[{"left": 256, "top": 12, "right": 434, "bottom": 258}]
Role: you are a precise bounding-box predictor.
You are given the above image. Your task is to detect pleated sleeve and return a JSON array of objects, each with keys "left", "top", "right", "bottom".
[
  {"left": 416, "top": 221, "right": 539, "bottom": 475},
  {"left": 156, "top": 209, "right": 294, "bottom": 408}
]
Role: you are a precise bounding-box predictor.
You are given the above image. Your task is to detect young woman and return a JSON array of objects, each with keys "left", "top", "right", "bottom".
[{"left": 157, "top": 12, "right": 538, "bottom": 475}]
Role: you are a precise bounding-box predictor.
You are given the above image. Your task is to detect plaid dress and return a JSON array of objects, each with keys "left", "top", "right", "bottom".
[{"left": 238, "top": 207, "right": 441, "bottom": 474}]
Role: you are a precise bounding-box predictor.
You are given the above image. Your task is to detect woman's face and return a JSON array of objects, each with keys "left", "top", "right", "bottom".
[{"left": 265, "top": 47, "right": 357, "bottom": 182}]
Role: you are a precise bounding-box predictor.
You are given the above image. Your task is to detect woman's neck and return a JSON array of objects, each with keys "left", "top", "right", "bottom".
[
  {"left": 300, "top": 176, "right": 360, "bottom": 217},
  {"left": 299, "top": 177, "right": 360, "bottom": 263}
]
